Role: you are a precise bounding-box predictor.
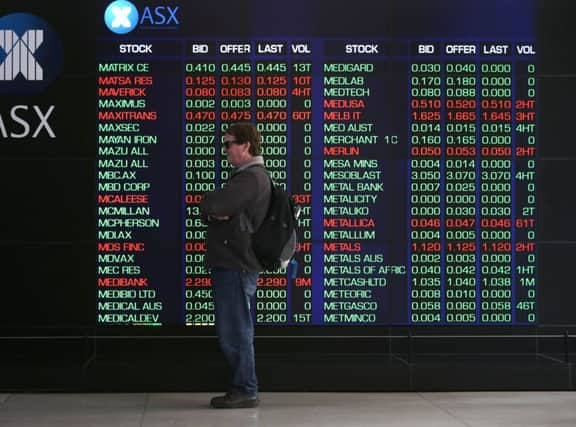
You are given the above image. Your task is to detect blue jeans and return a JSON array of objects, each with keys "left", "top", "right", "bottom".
[{"left": 211, "top": 268, "right": 258, "bottom": 397}]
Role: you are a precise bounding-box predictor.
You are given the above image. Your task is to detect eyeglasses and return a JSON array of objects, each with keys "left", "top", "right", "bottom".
[{"left": 223, "top": 139, "right": 245, "bottom": 149}]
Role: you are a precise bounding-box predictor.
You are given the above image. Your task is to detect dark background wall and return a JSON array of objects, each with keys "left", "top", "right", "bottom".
[{"left": 0, "top": 0, "right": 575, "bottom": 391}]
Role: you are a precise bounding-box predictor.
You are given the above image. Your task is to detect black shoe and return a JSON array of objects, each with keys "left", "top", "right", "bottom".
[{"left": 210, "top": 393, "right": 260, "bottom": 409}]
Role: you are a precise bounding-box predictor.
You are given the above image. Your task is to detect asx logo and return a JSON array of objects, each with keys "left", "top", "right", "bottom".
[
  {"left": 0, "top": 13, "right": 62, "bottom": 95},
  {"left": 104, "top": 0, "right": 180, "bottom": 34},
  {"left": 0, "top": 14, "right": 61, "bottom": 139},
  {"left": 0, "top": 29, "right": 44, "bottom": 81}
]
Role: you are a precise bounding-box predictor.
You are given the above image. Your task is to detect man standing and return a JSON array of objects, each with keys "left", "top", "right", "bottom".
[{"left": 199, "top": 123, "right": 271, "bottom": 408}]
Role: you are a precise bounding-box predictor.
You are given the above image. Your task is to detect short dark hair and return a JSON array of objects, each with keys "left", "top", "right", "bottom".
[{"left": 224, "top": 122, "right": 261, "bottom": 156}]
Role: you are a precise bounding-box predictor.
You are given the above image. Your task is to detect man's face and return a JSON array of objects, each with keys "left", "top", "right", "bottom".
[{"left": 223, "top": 133, "right": 249, "bottom": 167}]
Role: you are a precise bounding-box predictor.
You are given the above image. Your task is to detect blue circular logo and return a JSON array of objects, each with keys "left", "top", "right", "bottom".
[
  {"left": 104, "top": 1, "right": 139, "bottom": 34},
  {"left": 0, "top": 13, "right": 63, "bottom": 96}
]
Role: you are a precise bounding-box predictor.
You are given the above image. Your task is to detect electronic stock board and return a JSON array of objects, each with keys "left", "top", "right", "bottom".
[{"left": 94, "top": 0, "right": 537, "bottom": 327}]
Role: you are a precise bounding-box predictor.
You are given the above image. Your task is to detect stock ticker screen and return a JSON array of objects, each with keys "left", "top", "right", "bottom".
[{"left": 95, "top": 0, "right": 537, "bottom": 327}]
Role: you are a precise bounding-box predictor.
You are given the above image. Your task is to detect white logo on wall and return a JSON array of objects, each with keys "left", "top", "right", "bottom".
[
  {"left": 0, "top": 13, "right": 62, "bottom": 95},
  {"left": 0, "top": 13, "right": 63, "bottom": 140},
  {"left": 0, "top": 29, "right": 44, "bottom": 81},
  {"left": 111, "top": 6, "right": 133, "bottom": 29}
]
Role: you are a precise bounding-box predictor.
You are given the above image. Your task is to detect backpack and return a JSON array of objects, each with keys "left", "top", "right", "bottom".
[{"left": 251, "top": 174, "right": 301, "bottom": 271}]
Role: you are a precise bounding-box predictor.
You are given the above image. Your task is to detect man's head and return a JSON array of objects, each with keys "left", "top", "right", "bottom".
[{"left": 223, "top": 122, "right": 261, "bottom": 167}]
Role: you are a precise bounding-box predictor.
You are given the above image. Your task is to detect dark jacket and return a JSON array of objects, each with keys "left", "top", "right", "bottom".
[{"left": 199, "top": 156, "right": 271, "bottom": 272}]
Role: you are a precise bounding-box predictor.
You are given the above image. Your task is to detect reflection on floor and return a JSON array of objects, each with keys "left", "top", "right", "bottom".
[{"left": 0, "top": 392, "right": 575, "bottom": 427}]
